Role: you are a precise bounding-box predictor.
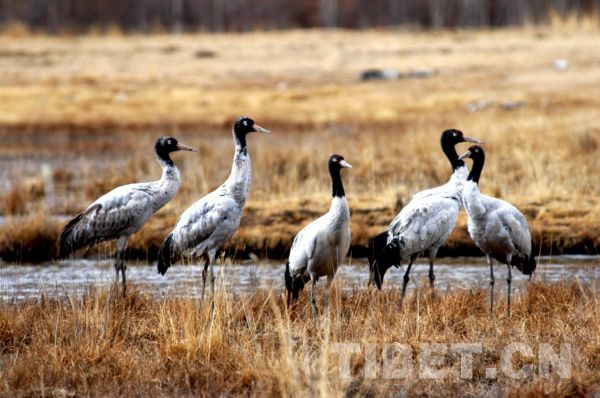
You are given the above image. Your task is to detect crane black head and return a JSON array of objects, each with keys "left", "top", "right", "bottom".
[
  {"left": 233, "top": 116, "right": 271, "bottom": 149},
  {"left": 458, "top": 145, "right": 485, "bottom": 183},
  {"left": 440, "top": 129, "right": 482, "bottom": 171},
  {"left": 328, "top": 154, "right": 352, "bottom": 198},
  {"left": 155, "top": 136, "right": 197, "bottom": 165}
]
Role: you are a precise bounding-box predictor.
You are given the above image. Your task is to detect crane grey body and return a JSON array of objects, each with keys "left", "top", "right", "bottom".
[
  {"left": 157, "top": 117, "right": 270, "bottom": 300},
  {"left": 368, "top": 129, "right": 481, "bottom": 303},
  {"left": 285, "top": 154, "right": 352, "bottom": 319},
  {"left": 459, "top": 146, "right": 536, "bottom": 316},
  {"left": 58, "top": 136, "right": 196, "bottom": 293}
]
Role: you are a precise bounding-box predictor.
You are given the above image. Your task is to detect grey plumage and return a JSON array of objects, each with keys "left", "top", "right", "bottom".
[
  {"left": 368, "top": 129, "right": 481, "bottom": 303},
  {"left": 157, "top": 116, "right": 270, "bottom": 300},
  {"left": 58, "top": 136, "right": 196, "bottom": 292},
  {"left": 285, "top": 154, "right": 352, "bottom": 318},
  {"left": 459, "top": 145, "right": 536, "bottom": 317}
]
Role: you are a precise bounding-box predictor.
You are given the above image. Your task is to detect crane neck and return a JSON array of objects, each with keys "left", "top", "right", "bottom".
[
  {"left": 329, "top": 165, "right": 345, "bottom": 198},
  {"left": 224, "top": 137, "right": 252, "bottom": 204},
  {"left": 233, "top": 129, "right": 247, "bottom": 154},
  {"left": 467, "top": 153, "right": 484, "bottom": 184},
  {"left": 156, "top": 155, "right": 179, "bottom": 183},
  {"left": 441, "top": 137, "right": 464, "bottom": 172}
]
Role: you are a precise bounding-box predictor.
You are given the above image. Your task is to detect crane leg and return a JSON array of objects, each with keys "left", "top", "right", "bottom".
[
  {"left": 506, "top": 254, "right": 513, "bottom": 317},
  {"left": 400, "top": 255, "right": 416, "bottom": 306},
  {"left": 428, "top": 248, "right": 438, "bottom": 293},
  {"left": 488, "top": 256, "right": 495, "bottom": 318},
  {"left": 114, "top": 236, "right": 129, "bottom": 296},
  {"left": 310, "top": 276, "right": 318, "bottom": 321},
  {"left": 201, "top": 255, "right": 209, "bottom": 301},
  {"left": 209, "top": 261, "right": 215, "bottom": 299},
  {"left": 324, "top": 275, "right": 333, "bottom": 319}
]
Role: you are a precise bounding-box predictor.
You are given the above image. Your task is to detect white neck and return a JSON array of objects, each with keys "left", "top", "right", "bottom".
[
  {"left": 327, "top": 196, "right": 350, "bottom": 225},
  {"left": 153, "top": 157, "right": 181, "bottom": 211},
  {"left": 461, "top": 180, "right": 486, "bottom": 219},
  {"left": 450, "top": 165, "right": 469, "bottom": 183},
  {"left": 224, "top": 144, "right": 252, "bottom": 205}
]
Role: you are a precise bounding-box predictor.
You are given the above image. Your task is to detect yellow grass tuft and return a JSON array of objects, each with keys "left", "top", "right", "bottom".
[{"left": 0, "top": 281, "right": 598, "bottom": 395}]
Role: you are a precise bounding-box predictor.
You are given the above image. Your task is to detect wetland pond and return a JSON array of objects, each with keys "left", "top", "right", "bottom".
[{"left": 0, "top": 256, "right": 598, "bottom": 302}]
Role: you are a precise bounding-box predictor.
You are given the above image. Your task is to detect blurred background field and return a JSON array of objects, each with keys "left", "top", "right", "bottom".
[{"left": 0, "top": 23, "right": 599, "bottom": 262}]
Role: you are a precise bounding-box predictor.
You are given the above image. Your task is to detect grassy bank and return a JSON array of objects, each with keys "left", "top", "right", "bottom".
[{"left": 0, "top": 282, "right": 598, "bottom": 396}]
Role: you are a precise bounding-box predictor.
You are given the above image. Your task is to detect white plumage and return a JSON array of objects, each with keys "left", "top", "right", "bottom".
[
  {"left": 459, "top": 145, "right": 536, "bottom": 316},
  {"left": 158, "top": 116, "right": 270, "bottom": 299},
  {"left": 368, "top": 129, "right": 481, "bottom": 302},
  {"left": 285, "top": 154, "right": 352, "bottom": 318},
  {"left": 58, "top": 136, "right": 196, "bottom": 292}
]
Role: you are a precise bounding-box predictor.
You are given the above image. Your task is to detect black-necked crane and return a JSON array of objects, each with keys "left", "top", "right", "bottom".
[
  {"left": 368, "top": 129, "right": 481, "bottom": 304},
  {"left": 157, "top": 116, "right": 270, "bottom": 300},
  {"left": 458, "top": 145, "right": 536, "bottom": 316},
  {"left": 285, "top": 154, "right": 352, "bottom": 319},
  {"left": 58, "top": 136, "right": 197, "bottom": 293}
]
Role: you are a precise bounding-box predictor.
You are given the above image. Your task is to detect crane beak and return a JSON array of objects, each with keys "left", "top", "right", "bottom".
[
  {"left": 463, "top": 136, "right": 482, "bottom": 144},
  {"left": 253, "top": 124, "right": 271, "bottom": 135},
  {"left": 458, "top": 150, "right": 472, "bottom": 160},
  {"left": 339, "top": 160, "right": 352, "bottom": 169},
  {"left": 176, "top": 143, "right": 198, "bottom": 152}
]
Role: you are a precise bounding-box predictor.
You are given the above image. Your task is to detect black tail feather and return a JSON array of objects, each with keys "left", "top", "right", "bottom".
[
  {"left": 512, "top": 239, "right": 537, "bottom": 276},
  {"left": 58, "top": 204, "right": 100, "bottom": 259},
  {"left": 157, "top": 233, "right": 174, "bottom": 275},
  {"left": 58, "top": 213, "right": 84, "bottom": 259},
  {"left": 523, "top": 239, "right": 537, "bottom": 275},
  {"left": 368, "top": 231, "right": 402, "bottom": 290},
  {"left": 368, "top": 231, "right": 389, "bottom": 268},
  {"left": 284, "top": 262, "right": 306, "bottom": 305}
]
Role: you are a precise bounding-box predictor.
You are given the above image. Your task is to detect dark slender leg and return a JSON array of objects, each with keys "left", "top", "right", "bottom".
[
  {"left": 115, "top": 236, "right": 128, "bottom": 296},
  {"left": 488, "top": 256, "right": 495, "bottom": 318},
  {"left": 428, "top": 261, "right": 435, "bottom": 288},
  {"left": 310, "top": 276, "right": 318, "bottom": 321},
  {"left": 506, "top": 254, "right": 513, "bottom": 317},
  {"left": 428, "top": 248, "right": 438, "bottom": 299},
  {"left": 324, "top": 276, "right": 333, "bottom": 319},
  {"left": 209, "top": 261, "right": 215, "bottom": 298},
  {"left": 400, "top": 255, "right": 416, "bottom": 306},
  {"left": 201, "top": 255, "right": 209, "bottom": 301}
]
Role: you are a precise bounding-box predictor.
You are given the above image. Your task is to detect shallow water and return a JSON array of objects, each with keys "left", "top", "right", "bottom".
[{"left": 0, "top": 256, "right": 598, "bottom": 302}]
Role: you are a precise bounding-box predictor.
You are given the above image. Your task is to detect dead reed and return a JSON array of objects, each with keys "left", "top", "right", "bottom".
[{"left": 0, "top": 281, "right": 598, "bottom": 396}]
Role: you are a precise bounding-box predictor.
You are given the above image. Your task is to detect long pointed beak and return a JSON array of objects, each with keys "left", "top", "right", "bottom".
[
  {"left": 339, "top": 160, "right": 352, "bottom": 169},
  {"left": 463, "top": 136, "right": 482, "bottom": 144},
  {"left": 458, "top": 150, "right": 472, "bottom": 160},
  {"left": 176, "top": 143, "right": 198, "bottom": 152},
  {"left": 253, "top": 124, "right": 271, "bottom": 135}
]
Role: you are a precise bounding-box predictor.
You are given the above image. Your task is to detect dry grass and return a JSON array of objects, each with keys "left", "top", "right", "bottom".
[
  {"left": 0, "top": 27, "right": 599, "bottom": 261},
  {"left": 0, "top": 281, "right": 598, "bottom": 396}
]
